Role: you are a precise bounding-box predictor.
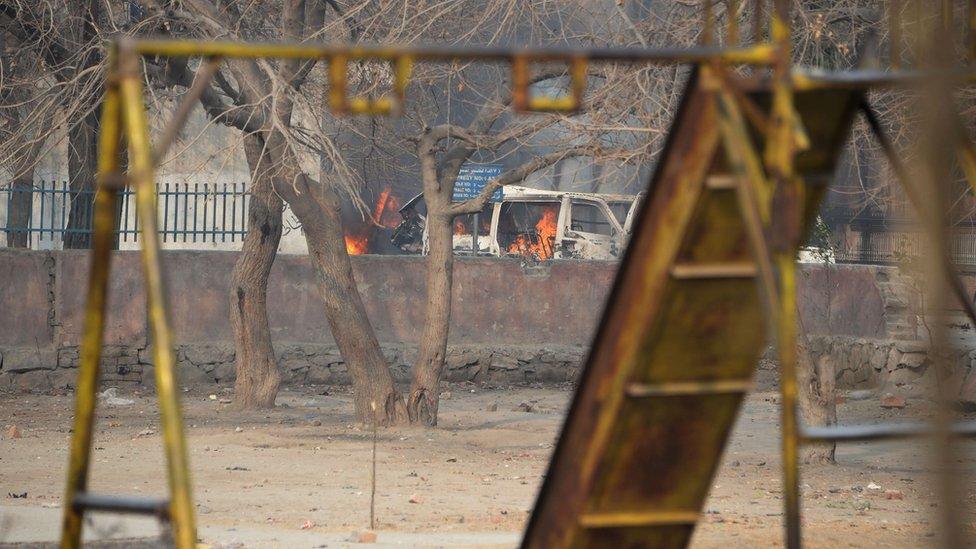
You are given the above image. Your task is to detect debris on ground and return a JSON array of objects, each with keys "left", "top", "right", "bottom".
[
  {"left": 409, "top": 494, "right": 423, "bottom": 504},
  {"left": 6, "top": 425, "right": 21, "bottom": 439},
  {"left": 299, "top": 519, "right": 315, "bottom": 529},
  {"left": 7, "top": 492, "right": 27, "bottom": 498},
  {"left": 98, "top": 387, "right": 135, "bottom": 406},
  {"left": 884, "top": 489, "right": 905, "bottom": 500},
  {"left": 136, "top": 428, "right": 156, "bottom": 437},
  {"left": 349, "top": 530, "right": 377, "bottom": 543},
  {"left": 847, "top": 389, "right": 874, "bottom": 401},
  {"left": 880, "top": 394, "right": 907, "bottom": 409},
  {"left": 235, "top": 426, "right": 244, "bottom": 433}
]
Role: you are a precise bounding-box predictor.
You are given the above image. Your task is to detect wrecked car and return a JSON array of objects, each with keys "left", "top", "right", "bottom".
[{"left": 392, "top": 185, "right": 643, "bottom": 260}]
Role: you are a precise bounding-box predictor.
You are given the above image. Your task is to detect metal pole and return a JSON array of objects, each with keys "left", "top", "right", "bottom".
[
  {"left": 116, "top": 39, "right": 198, "bottom": 549},
  {"left": 60, "top": 49, "right": 122, "bottom": 549}
]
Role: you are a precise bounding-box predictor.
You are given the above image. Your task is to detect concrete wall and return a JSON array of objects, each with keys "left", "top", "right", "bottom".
[{"left": 0, "top": 249, "right": 920, "bottom": 392}]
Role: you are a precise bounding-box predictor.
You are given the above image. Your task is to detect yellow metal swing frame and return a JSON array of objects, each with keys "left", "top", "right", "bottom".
[{"left": 61, "top": 2, "right": 976, "bottom": 547}]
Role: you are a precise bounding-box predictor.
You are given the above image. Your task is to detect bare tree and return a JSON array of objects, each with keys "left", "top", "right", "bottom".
[{"left": 397, "top": 1, "right": 701, "bottom": 425}]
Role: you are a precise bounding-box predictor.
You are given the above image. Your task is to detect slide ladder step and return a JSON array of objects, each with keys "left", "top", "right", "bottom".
[
  {"left": 580, "top": 510, "right": 700, "bottom": 529},
  {"left": 705, "top": 174, "right": 738, "bottom": 190},
  {"left": 626, "top": 379, "right": 753, "bottom": 398},
  {"left": 670, "top": 262, "right": 757, "bottom": 279}
]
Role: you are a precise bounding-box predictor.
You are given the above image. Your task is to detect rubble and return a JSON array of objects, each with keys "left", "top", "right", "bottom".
[
  {"left": 880, "top": 394, "right": 907, "bottom": 409},
  {"left": 98, "top": 387, "right": 134, "bottom": 406},
  {"left": 350, "top": 530, "right": 377, "bottom": 543}
]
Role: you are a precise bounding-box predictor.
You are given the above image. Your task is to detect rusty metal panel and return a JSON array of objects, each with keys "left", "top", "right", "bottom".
[{"left": 522, "top": 73, "right": 863, "bottom": 548}]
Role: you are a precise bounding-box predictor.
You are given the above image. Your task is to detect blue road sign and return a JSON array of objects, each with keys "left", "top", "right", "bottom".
[{"left": 453, "top": 163, "right": 504, "bottom": 203}]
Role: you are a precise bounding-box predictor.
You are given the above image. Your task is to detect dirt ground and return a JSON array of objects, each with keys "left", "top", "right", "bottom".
[{"left": 1, "top": 382, "right": 974, "bottom": 548}]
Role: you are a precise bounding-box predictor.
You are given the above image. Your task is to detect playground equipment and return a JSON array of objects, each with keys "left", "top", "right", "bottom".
[{"left": 62, "top": 1, "right": 976, "bottom": 547}]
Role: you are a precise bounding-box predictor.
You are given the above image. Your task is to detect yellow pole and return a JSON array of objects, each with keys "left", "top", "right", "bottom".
[
  {"left": 116, "top": 40, "right": 198, "bottom": 548},
  {"left": 766, "top": 1, "right": 801, "bottom": 548},
  {"left": 60, "top": 51, "right": 123, "bottom": 549}
]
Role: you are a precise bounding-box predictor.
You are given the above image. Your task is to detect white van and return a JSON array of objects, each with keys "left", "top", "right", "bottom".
[{"left": 392, "top": 185, "right": 643, "bottom": 260}]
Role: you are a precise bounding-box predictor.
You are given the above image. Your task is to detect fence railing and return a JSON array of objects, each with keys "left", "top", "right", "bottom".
[
  {"left": 834, "top": 229, "right": 976, "bottom": 267},
  {"left": 1, "top": 181, "right": 250, "bottom": 249}
]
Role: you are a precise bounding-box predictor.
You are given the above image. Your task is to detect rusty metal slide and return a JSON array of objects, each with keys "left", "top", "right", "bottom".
[{"left": 522, "top": 69, "right": 862, "bottom": 548}]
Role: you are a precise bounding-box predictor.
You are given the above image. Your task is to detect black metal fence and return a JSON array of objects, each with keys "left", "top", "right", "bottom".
[{"left": 1, "top": 181, "right": 250, "bottom": 249}]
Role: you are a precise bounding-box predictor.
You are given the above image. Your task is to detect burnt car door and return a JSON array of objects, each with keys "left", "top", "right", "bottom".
[{"left": 559, "top": 197, "right": 623, "bottom": 260}]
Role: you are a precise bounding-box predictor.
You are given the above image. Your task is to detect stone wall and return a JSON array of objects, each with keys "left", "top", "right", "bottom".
[{"left": 0, "top": 249, "right": 943, "bottom": 393}]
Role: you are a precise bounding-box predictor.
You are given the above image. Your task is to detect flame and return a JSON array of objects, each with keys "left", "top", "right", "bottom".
[
  {"left": 373, "top": 187, "right": 402, "bottom": 228},
  {"left": 342, "top": 186, "right": 402, "bottom": 255},
  {"left": 345, "top": 233, "right": 369, "bottom": 255},
  {"left": 508, "top": 205, "right": 558, "bottom": 260},
  {"left": 454, "top": 217, "right": 467, "bottom": 235}
]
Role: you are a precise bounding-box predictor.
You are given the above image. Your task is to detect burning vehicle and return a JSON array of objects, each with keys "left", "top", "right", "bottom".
[{"left": 392, "top": 186, "right": 643, "bottom": 260}]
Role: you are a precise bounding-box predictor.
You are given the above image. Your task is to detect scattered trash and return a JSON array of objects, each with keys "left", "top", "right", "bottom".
[
  {"left": 99, "top": 388, "right": 134, "bottom": 406},
  {"left": 235, "top": 426, "right": 244, "bottom": 433},
  {"left": 847, "top": 390, "right": 874, "bottom": 401},
  {"left": 225, "top": 466, "right": 250, "bottom": 471},
  {"left": 7, "top": 492, "right": 27, "bottom": 499},
  {"left": 349, "top": 530, "right": 377, "bottom": 543},
  {"left": 300, "top": 519, "right": 315, "bottom": 530},
  {"left": 219, "top": 398, "right": 232, "bottom": 404},
  {"left": 136, "top": 429, "right": 156, "bottom": 438},
  {"left": 6, "top": 425, "right": 21, "bottom": 439},
  {"left": 209, "top": 394, "right": 218, "bottom": 401},
  {"left": 880, "top": 394, "right": 907, "bottom": 409},
  {"left": 408, "top": 494, "right": 423, "bottom": 504},
  {"left": 446, "top": 457, "right": 457, "bottom": 463},
  {"left": 867, "top": 482, "right": 882, "bottom": 491}
]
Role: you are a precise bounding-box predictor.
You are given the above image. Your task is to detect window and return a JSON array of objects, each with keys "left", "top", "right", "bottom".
[
  {"left": 497, "top": 201, "right": 560, "bottom": 260},
  {"left": 570, "top": 201, "right": 614, "bottom": 236}
]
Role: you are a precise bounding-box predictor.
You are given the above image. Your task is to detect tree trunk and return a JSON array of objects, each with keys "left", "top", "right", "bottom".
[
  {"left": 62, "top": 0, "right": 100, "bottom": 249},
  {"left": 5, "top": 173, "right": 33, "bottom": 248},
  {"left": 265, "top": 133, "right": 407, "bottom": 425},
  {"left": 798, "top": 343, "right": 837, "bottom": 463},
  {"left": 298, "top": 187, "right": 407, "bottom": 424},
  {"left": 230, "top": 135, "right": 283, "bottom": 409},
  {"left": 408, "top": 210, "right": 454, "bottom": 426},
  {"left": 63, "top": 109, "right": 99, "bottom": 249}
]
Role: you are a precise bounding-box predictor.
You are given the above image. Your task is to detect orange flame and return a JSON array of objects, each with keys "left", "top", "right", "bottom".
[
  {"left": 343, "top": 186, "right": 402, "bottom": 255},
  {"left": 508, "top": 205, "right": 558, "bottom": 260},
  {"left": 454, "top": 217, "right": 467, "bottom": 235},
  {"left": 345, "top": 234, "right": 369, "bottom": 255},
  {"left": 373, "top": 187, "right": 402, "bottom": 228}
]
